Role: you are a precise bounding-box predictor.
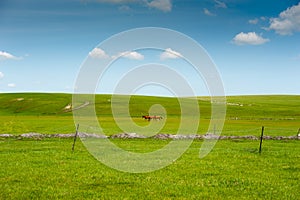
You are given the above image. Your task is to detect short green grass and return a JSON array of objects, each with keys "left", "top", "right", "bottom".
[
  {"left": 0, "top": 93, "right": 299, "bottom": 136},
  {"left": 0, "top": 93, "right": 299, "bottom": 199},
  {"left": 0, "top": 138, "right": 299, "bottom": 199}
]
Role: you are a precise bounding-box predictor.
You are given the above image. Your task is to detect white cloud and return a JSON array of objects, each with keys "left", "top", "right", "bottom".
[
  {"left": 269, "top": 2, "right": 300, "bottom": 35},
  {"left": 0, "top": 51, "right": 20, "bottom": 60},
  {"left": 214, "top": 0, "right": 227, "bottom": 9},
  {"left": 160, "top": 48, "right": 182, "bottom": 60},
  {"left": 147, "top": 0, "right": 172, "bottom": 12},
  {"left": 89, "top": 48, "right": 109, "bottom": 59},
  {"left": 8, "top": 83, "right": 16, "bottom": 88},
  {"left": 249, "top": 18, "right": 258, "bottom": 25},
  {"left": 0, "top": 72, "right": 4, "bottom": 79},
  {"left": 89, "top": 48, "right": 144, "bottom": 60},
  {"left": 203, "top": 8, "right": 215, "bottom": 16},
  {"left": 94, "top": 0, "right": 172, "bottom": 12},
  {"left": 232, "top": 32, "right": 270, "bottom": 45},
  {"left": 117, "top": 51, "right": 144, "bottom": 60}
]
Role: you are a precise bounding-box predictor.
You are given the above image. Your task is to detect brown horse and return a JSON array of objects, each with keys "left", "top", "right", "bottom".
[{"left": 142, "top": 115, "right": 163, "bottom": 121}]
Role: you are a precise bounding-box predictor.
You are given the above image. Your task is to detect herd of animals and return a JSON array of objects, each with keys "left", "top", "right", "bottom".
[{"left": 142, "top": 115, "right": 163, "bottom": 121}]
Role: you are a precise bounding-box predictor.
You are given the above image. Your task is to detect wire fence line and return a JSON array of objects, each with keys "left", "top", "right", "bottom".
[
  {"left": 221, "top": 128, "right": 261, "bottom": 134},
  {"left": 0, "top": 122, "right": 299, "bottom": 140},
  {"left": 222, "top": 126, "right": 299, "bottom": 134},
  {"left": 36, "top": 124, "right": 300, "bottom": 136}
]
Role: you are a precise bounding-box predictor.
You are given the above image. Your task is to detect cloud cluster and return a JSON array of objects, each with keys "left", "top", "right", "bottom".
[
  {"left": 117, "top": 51, "right": 144, "bottom": 60},
  {"left": 232, "top": 32, "right": 269, "bottom": 45},
  {"left": 214, "top": 0, "right": 227, "bottom": 9},
  {"left": 147, "top": 0, "right": 171, "bottom": 12},
  {"left": 203, "top": 0, "right": 227, "bottom": 16},
  {"left": 0, "top": 51, "right": 20, "bottom": 60},
  {"left": 0, "top": 72, "right": 4, "bottom": 79},
  {"left": 268, "top": 2, "right": 300, "bottom": 35},
  {"left": 89, "top": 48, "right": 144, "bottom": 60},
  {"left": 89, "top": 48, "right": 109, "bottom": 59},
  {"left": 160, "top": 48, "right": 182, "bottom": 60},
  {"left": 89, "top": 48, "right": 183, "bottom": 60},
  {"left": 95, "top": 0, "right": 172, "bottom": 12},
  {"left": 235, "top": 3, "right": 300, "bottom": 47}
]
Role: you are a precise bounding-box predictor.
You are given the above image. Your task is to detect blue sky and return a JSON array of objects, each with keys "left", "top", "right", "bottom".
[{"left": 0, "top": 0, "right": 299, "bottom": 96}]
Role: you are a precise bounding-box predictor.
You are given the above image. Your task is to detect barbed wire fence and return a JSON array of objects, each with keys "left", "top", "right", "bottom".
[{"left": 1, "top": 123, "right": 299, "bottom": 138}]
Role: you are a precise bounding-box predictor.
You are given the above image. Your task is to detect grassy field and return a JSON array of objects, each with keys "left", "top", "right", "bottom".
[
  {"left": 0, "top": 93, "right": 299, "bottom": 199},
  {"left": 0, "top": 93, "right": 299, "bottom": 136},
  {"left": 0, "top": 137, "right": 299, "bottom": 199}
]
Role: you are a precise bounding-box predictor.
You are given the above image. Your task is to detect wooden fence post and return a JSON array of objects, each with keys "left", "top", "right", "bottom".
[
  {"left": 259, "top": 126, "right": 264, "bottom": 154},
  {"left": 72, "top": 124, "right": 80, "bottom": 152}
]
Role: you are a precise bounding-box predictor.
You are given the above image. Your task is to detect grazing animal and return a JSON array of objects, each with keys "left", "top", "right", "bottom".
[{"left": 142, "top": 115, "right": 163, "bottom": 121}]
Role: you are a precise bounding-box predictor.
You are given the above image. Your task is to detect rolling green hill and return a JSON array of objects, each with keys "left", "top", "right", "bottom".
[
  {"left": 0, "top": 93, "right": 72, "bottom": 116},
  {"left": 0, "top": 93, "right": 299, "bottom": 135}
]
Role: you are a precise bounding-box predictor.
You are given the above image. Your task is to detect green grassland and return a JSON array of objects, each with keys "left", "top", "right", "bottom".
[
  {"left": 0, "top": 138, "right": 299, "bottom": 199},
  {"left": 0, "top": 93, "right": 299, "bottom": 199},
  {"left": 0, "top": 93, "right": 299, "bottom": 136}
]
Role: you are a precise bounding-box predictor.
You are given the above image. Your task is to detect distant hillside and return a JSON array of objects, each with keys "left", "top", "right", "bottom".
[
  {"left": 0, "top": 93, "right": 299, "bottom": 120},
  {"left": 0, "top": 93, "right": 72, "bottom": 116},
  {"left": 225, "top": 95, "right": 300, "bottom": 120}
]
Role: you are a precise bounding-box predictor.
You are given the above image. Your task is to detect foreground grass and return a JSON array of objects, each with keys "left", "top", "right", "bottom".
[{"left": 0, "top": 138, "right": 299, "bottom": 199}]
